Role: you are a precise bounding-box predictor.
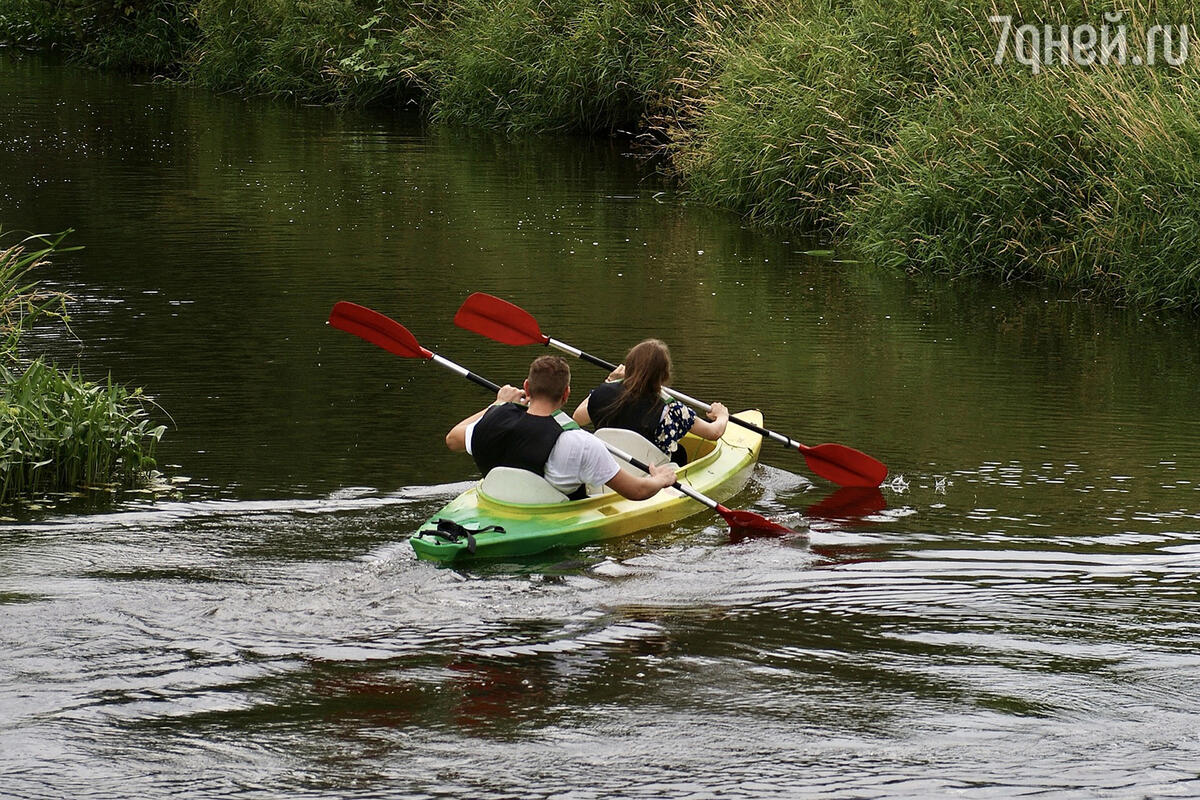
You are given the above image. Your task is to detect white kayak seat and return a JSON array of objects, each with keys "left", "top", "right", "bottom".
[
  {"left": 593, "top": 428, "right": 669, "bottom": 477},
  {"left": 478, "top": 466, "right": 570, "bottom": 505}
]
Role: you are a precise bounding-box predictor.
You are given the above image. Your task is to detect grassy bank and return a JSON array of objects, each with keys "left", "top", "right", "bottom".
[
  {"left": 3, "top": 1, "right": 1199, "bottom": 308},
  {"left": 0, "top": 231, "right": 165, "bottom": 505}
]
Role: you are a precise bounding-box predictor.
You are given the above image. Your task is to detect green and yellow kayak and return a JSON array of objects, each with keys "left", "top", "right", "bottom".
[{"left": 410, "top": 410, "right": 765, "bottom": 563}]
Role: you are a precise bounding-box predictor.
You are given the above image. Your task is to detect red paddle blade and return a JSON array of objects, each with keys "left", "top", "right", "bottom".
[
  {"left": 454, "top": 292, "right": 549, "bottom": 346},
  {"left": 329, "top": 301, "right": 432, "bottom": 359},
  {"left": 798, "top": 443, "right": 888, "bottom": 487},
  {"left": 716, "top": 505, "right": 796, "bottom": 534}
]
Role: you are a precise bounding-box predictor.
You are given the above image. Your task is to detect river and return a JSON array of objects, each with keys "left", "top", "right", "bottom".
[{"left": 2, "top": 53, "right": 1200, "bottom": 798}]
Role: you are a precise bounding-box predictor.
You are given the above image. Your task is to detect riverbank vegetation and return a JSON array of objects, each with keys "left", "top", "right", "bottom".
[
  {"left": 0, "top": 231, "right": 165, "bottom": 505},
  {"left": 2, "top": 0, "right": 1199, "bottom": 308}
]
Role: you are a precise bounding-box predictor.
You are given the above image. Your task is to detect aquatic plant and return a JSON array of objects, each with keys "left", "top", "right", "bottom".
[
  {"left": 0, "top": 359, "right": 165, "bottom": 504},
  {"left": 0, "top": 231, "right": 166, "bottom": 505}
]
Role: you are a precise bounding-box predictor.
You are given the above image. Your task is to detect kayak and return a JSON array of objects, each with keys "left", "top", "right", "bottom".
[{"left": 410, "top": 410, "right": 765, "bottom": 563}]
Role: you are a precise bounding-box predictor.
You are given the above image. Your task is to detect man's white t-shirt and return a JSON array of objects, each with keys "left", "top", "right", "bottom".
[{"left": 465, "top": 420, "right": 620, "bottom": 494}]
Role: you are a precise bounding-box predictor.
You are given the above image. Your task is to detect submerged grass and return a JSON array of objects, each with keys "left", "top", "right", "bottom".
[
  {"left": 3, "top": 0, "right": 1200, "bottom": 307},
  {"left": 0, "top": 231, "right": 165, "bottom": 505}
]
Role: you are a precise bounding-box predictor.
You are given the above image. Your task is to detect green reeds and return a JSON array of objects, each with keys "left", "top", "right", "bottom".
[
  {"left": 0, "top": 230, "right": 71, "bottom": 357},
  {"left": 0, "top": 231, "right": 165, "bottom": 505}
]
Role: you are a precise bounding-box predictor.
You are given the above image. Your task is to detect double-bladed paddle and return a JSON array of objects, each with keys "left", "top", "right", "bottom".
[
  {"left": 328, "top": 301, "right": 794, "bottom": 535},
  {"left": 453, "top": 292, "right": 889, "bottom": 488}
]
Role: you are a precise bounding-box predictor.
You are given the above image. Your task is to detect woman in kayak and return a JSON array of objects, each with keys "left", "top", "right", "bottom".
[{"left": 572, "top": 339, "right": 730, "bottom": 465}]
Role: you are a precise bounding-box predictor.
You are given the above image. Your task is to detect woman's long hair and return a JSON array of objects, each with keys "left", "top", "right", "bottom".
[{"left": 617, "top": 339, "right": 672, "bottom": 408}]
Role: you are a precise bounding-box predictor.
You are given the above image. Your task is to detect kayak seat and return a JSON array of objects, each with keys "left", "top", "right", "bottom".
[
  {"left": 479, "top": 466, "right": 570, "bottom": 505},
  {"left": 586, "top": 429, "right": 670, "bottom": 496},
  {"left": 593, "top": 428, "right": 669, "bottom": 473}
]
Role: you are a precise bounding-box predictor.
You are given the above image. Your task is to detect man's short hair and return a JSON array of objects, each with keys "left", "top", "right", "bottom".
[{"left": 527, "top": 355, "right": 570, "bottom": 401}]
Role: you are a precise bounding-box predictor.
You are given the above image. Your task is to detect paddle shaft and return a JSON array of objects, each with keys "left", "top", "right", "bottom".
[
  {"left": 427, "top": 352, "right": 501, "bottom": 395},
  {"left": 545, "top": 337, "right": 807, "bottom": 452},
  {"left": 603, "top": 442, "right": 723, "bottom": 512}
]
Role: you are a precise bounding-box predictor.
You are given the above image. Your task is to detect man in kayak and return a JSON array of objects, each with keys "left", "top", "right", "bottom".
[{"left": 446, "top": 355, "right": 677, "bottom": 501}]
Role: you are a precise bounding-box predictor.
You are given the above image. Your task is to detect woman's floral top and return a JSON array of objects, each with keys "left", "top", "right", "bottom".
[{"left": 653, "top": 400, "right": 697, "bottom": 457}]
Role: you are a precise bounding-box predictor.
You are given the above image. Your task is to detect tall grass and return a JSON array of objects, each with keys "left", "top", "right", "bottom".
[
  {"left": 0, "top": 0, "right": 196, "bottom": 72},
  {"left": 4, "top": 0, "right": 1200, "bottom": 307},
  {"left": 186, "top": 0, "right": 434, "bottom": 102},
  {"left": 428, "top": 0, "right": 693, "bottom": 133},
  {"left": 671, "top": 0, "right": 1200, "bottom": 306},
  {"left": 0, "top": 231, "right": 165, "bottom": 505},
  {"left": 668, "top": 1, "right": 922, "bottom": 230}
]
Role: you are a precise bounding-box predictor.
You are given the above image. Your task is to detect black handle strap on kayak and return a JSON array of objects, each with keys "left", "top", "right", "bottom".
[{"left": 415, "top": 519, "right": 505, "bottom": 554}]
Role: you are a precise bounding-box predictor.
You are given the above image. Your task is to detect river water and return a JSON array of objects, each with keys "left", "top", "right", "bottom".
[{"left": 2, "top": 53, "right": 1200, "bottom": 798}]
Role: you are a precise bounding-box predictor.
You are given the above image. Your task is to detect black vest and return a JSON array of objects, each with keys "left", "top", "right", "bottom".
[
  {"left": 470, "top": 403, "right": 570, "bottom": 477},
  {"left": 587, "top": 381, "right": 662, "bottom": 442}
]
